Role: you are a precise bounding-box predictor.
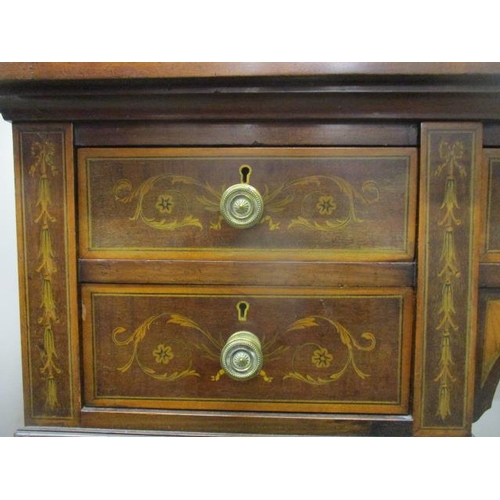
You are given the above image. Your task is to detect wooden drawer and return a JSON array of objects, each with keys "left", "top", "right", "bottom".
[
  {"left": 78, "top": 147, "right": 417, "bottom": 261},
  {"left": 482, "top": 150, "right": 500, "bottom": 261},
  {"left": 474, "top": 289, "right": 500, "bottom": 419},
  {"left": 82, "top": 285, "right": 413, "bottom": 414}
]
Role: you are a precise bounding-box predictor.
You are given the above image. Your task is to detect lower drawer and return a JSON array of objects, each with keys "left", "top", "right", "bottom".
[{"left": 82, "top": 285, "right": 413, "bottom": 414}]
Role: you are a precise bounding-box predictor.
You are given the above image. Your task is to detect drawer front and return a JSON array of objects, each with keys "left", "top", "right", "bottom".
[
  {"left": 482, "top": 150, "right": 500, "bottom": 261},
  {"left": 78, "top": 148, "right": 417, "bottom": 261},
  {"left": 82, "top": 285, "right": 413, "bottom": 414}
]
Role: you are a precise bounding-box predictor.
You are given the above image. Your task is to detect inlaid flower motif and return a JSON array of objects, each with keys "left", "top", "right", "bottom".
[
  {"left": 153, "top": 344, "right": 174, "bottom": 365},
  {"left": 311, "top": 347, "right": 333, "bottom": 368},
  {"left": 156, "top": 194, "right": 174, "bottom": 214},
  {"left": 316, "top": 195, "right": 336, "bottom": 215},
  {"left": 439, "top": 140, "right": 464, "bottom": 162},
  {"left": 30, "top": 140, "right": 56, "bottom": 174}
]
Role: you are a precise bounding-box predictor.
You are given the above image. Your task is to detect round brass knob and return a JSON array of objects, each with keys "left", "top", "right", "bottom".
[
  {"left": 220, "top": 331, "right": 263, "bottom": 381},
  {"left": 220, "top": 183, "right": 264, "bottom": 229}
]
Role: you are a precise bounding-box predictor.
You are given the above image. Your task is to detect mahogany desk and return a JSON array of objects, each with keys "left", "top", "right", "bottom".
[{"left": 1, "top": 62, "right": 499, "bottom": 436}]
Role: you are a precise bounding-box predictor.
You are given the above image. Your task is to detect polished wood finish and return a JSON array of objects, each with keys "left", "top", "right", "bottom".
[
  {"left": 474, "top": 290, "right": 500, "bottom": 420},
  {"left": 481, "top": 149, "right": 500, "bottom": 262},
  {"left": 483, "top": 124, "right": 500, "bottom": 147},
  {"left": 414, "top": 123, "right": 481, "bottom": 436},
  {"left": 2, "top": 63, "right": 500, "bottom": 436},
  {"left": 3, "top": 63, "right": 500, "bottom": 123},
  {"left": 79, "top": 260, "right": 416, "bottom": 287},
  {"left": 15, "top": 417, "right": 413, "bottom": 436},
  {"left": 78, "top": 147, "right": 417, "bottom": 261},
  {"left": 74, "top": 122, "right": 419, "bottom": 148},
  {"left": 78, "top": 409, "right": 413, "bottom": 436},
  {"left": 3, "top": 62, "right": 500, "bottom": 80},
  {"left": 476, "top": 147, "right": 500, "bottom": 414},
  {"left": 4, "top": 90, "right": 500, "bottom": 122},
  {"left": 479, "top": 264, "right": 500, "bottom": 287},
  {"left": 82, "top": 284, "right": 412, "bottom": 415},
  {"left": 13, "top": 123, "right": 80, "bottom": 426}
]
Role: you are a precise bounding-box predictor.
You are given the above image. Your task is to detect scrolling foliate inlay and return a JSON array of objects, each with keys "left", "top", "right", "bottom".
[
  {"left": 113, "top": 176, "right": 204, "bottom": 231},
  {"left": 284, "top": 176, "right": 379, "bottom": 232},
  {"left": 111, "top": 307, "right": 377, "bottom": 385},
  {"left": 112, "top": 314, "right": 200, "bottom": 382},
  {"left": 282, "top": 316, "right": 376, "bottom": 385},
  {"left": 112, "top": 170, "right": 380, "bottom": 232},
  {"left": 29, "top": 139, "right": 62, "bottom": 410}
]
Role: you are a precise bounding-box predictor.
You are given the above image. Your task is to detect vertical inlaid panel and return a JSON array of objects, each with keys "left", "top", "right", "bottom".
[
  {"left": 414, "top": 123, "right": 481, "bottom": 435},
  {"left": 14, "top": 124, "right": 80, "bottom": 424}
]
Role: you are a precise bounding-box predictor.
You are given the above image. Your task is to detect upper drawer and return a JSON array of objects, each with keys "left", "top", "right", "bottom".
[
  {"left": 78, "top": 148, "right": 417, "bottom": 261},
  {"left": 482, "top": 150, "right": 500, "bottom": 262}
]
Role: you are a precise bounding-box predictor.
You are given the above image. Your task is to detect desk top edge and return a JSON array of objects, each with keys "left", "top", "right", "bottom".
[{"left": 2, "top": 62, "right": 500, "bottom": 82}]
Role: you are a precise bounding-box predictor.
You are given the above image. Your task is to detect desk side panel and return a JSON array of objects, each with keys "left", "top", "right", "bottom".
[
  {"left": 414, "top": 123, "right": 481, "bottom": 435},
  {"left": 14, "top": 123, "right": 80, "bottom": 425}
]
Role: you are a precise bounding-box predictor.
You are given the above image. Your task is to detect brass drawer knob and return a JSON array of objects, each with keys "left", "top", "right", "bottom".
[
  {"left": 220, "top": 183, "right": 264, "bottom": 229},
  {"left": 220, "top": 331, "right": 263, "bottom": 381}
]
